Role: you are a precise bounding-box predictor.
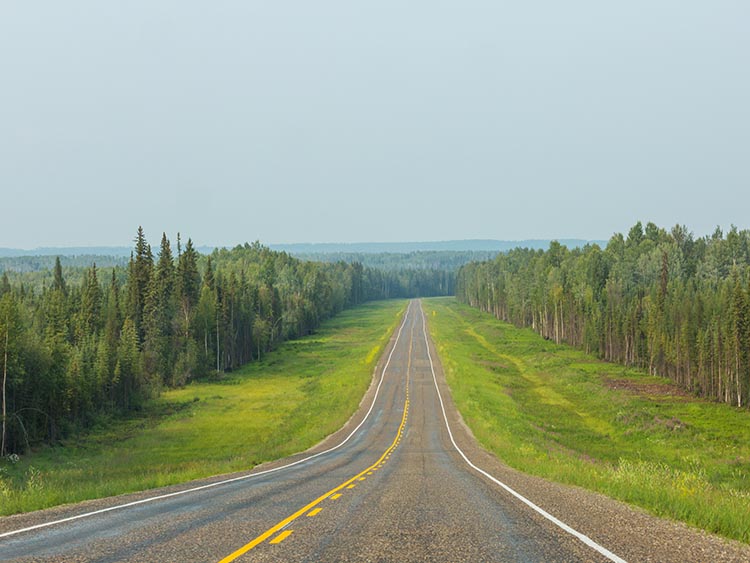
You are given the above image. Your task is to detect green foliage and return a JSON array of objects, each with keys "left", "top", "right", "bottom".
[
  {"left": 0, "top": 229, "right": 404, "bottom": 456},
  {"left": 426, "top": 298, "right": 750, "bottom": 543},
  {"left": 292, "top": 249, "right": 497, "bottom": 297},
  {"left": 456, "top": 222, "right": 750, "bottom": 408}
]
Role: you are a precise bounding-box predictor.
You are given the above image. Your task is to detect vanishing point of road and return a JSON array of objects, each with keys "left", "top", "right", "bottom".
[{"left": 1, "top": 300, "right": 749, "bottom": 562}]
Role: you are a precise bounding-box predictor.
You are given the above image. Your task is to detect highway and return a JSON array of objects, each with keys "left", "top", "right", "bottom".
[{"left": 1, "top": 300, "right": 748, "bottom": 562}]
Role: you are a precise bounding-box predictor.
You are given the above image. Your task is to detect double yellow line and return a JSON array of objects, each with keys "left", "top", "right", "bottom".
[{"left": 217, "top": 362, "right": 411, "bottom": 562}]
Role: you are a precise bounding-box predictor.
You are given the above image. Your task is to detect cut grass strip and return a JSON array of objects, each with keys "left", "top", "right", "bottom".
[
  {"left": 424, "top": 297, "right": 750, "bottom": 544},
  {"left": 0, "top": 300, "right": 407, "bottom": 516}
]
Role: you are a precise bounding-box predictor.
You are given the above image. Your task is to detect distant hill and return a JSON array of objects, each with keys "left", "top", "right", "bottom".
[
  {"left": 290, "top": 250, "right": 501, "bottom": 272},
  {"left": 270, "top": 239, "right": 604, "bottom": 254},
  {"left": 0, "top": 246, "right": 132, "bottom": 258},
  {"left": 0, "top": 240, "right": 604, "bottom": 260},
  {"left": 0, "top": 245, "right": 213, "bottom": 275},
  {"left": 0, "top": 254, "right": 130, "bottom": 274},
  {"left": 0, "top": 246, "right": 216, "bottom": 259}
]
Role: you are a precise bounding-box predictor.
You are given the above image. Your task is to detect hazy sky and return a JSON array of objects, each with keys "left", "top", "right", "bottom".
[{"left": 1, "top": 1, "right": 748, "bottom": 248}]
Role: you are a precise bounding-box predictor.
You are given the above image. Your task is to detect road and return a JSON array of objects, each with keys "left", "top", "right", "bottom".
[{"left": 1, "top": 300, "right": 749, "bottom": 562}]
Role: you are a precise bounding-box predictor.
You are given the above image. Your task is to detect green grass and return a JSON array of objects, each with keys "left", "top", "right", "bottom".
[
  {"left": 0, "top": 300, "right": 407, "bottom": 516},
  {"left": 424, "top": 297, "right": 750, "bottom": 544}
]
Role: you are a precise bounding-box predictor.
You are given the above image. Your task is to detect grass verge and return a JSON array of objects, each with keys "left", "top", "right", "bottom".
[
  {"left": 0, "top": 300, "right": 406, "bottom": 516},
  {"left": 424, "top": 297, "right": 750, "bottom": 544}
]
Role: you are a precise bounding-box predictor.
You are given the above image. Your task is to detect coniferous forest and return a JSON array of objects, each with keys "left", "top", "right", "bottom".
[
  {"left": 457, "top": 222, "right": 750, "bottom": 409},
  {"left": 0, "top": 228, "right": 450, "bottom": 456}
]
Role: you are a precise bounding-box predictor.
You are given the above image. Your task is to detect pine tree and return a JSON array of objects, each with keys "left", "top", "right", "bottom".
[
  {"left": 178, "top": 238, "right": 201, "bottom": 309},
  {"left": 176, "top": 237, "right": 201, "bottom": 339},
  {"left": 52, "top": 256, "right": 67, "bottom": 295},
  {"left": 126, "top": 227, "right": 153, "bottom": 344},
  {"left": 143, "top": 233, "right": 177, "bottom": 383},
  {"left": 0, "top": 273, "right": 10, "bottom": 297},
  {"left": 104, "top": 269, "right": 122, "bottom": 357},
  {"left": 78, "top": 263, "right": 102, "bottom": 340},
  {"left": 203, "top": 256, "right": 215, "bottom": 291},
  {"left": 116, "top": 318, "right": 141, "bottom": 409}
]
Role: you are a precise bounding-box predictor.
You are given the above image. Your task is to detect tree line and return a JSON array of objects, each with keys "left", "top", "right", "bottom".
[
  {"left": 457, "top": 222, "right": 750, "bottom": 409},
  {"left": 292, "top": 249, "right": 497, "bottom": 272},
  {"left": 0, "top": 229, "right": 451, "bottom": 456}
]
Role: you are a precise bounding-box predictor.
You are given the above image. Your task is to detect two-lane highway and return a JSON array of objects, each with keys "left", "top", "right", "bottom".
[
  {"left": 2, "top": 300, "right": 749, "bottom": 562},
  {"left": 217, "top": 300, "right": 619, "bottom": 563}
]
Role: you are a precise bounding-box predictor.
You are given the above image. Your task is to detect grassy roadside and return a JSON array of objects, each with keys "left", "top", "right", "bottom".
[
  {"left": 424, "top": 297, "right": 750, "bottom": 544},
  {"left": 0, "top": 300, "right": 407, "bottom": 516}
]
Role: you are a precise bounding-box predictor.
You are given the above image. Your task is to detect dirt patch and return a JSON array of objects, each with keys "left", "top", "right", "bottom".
[
  {"left": 477, "top": 359, "right": 510, "bottom": 371},
  {"left": 605, "top": 377, "right": 696, "bottom": 401},
  {"left": 618, "top": 410, "right": 689, "bottom": 433},
  {"left": 650, "top": 416, "right": 688, "bottom": 431}
]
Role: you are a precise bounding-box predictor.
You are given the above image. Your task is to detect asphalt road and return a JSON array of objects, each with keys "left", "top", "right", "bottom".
[{"left": 1, "top": 300, "right": 749, "bottom": 563}]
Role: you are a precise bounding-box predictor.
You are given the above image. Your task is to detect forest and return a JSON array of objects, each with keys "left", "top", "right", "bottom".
[
  {"left": 292, "top": 249, "right": 496, "bottom": 274},
  {"left": 457, "top": 222, "right": 750, "bottom": 409},
  {"left": 0, "top": 229, "right": 450, "bottom": 456}
]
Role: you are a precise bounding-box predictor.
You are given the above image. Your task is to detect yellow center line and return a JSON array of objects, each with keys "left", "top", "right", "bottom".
[
  {"left": 215, "top": 314, "right": 414, "bottom": 563},
  {"left": 330, "top": 494, "right": 342, "bottom": 500},
  {"left": 307, "top": 508, "right": 322, "bottom": 517}
]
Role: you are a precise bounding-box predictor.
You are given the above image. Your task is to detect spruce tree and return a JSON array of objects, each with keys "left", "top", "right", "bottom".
[
  {"left": 144, "top": 233, "right": 177, "bottom": 383},
  {"left": 0, "top": 273, "right": 10, "bottom": 297},
  {"left": 52, "top": 256, "right": 67, "bottom": 294},
  {"left": 178, "top": 238, "right": 201, "bottom": 309},
  {"left": 203, "top": 256, "right": 215, "bottom": 291},
  {"left": 104, "top": 269, "right": 121, "bottom": 347},
  {"left": 78, "top": 263, "right": 102, "bottom": 339},
  {"left": 126, "top": 227, "right": 153, "bottom": 344}
]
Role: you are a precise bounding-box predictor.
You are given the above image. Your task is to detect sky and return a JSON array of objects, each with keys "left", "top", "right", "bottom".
[{"left": 1, "top": 1, "right": 748, "bottom": 248}]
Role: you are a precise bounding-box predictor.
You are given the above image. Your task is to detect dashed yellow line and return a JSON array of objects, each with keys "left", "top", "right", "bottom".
[
  {"left": 330, "top": 494, "right": 342, "bottom": 500},
  {"left": 216, "top": 317, "right": 415, "bottom": 563},
  {"left": 269, "top": 530, "right": 293, "bottom": 544},
  {"left": 217, "top": 398, "right": 408, "bottom": 562},
  {"left": 307, "top": 508, "right": 322, "bottom": 517}
]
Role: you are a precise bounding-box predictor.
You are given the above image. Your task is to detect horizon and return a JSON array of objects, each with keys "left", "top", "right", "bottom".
[
  {"left": 0, "top": 222, "right": 743, "bottom": 253},
  {"left": 1, "top": 236, "right": 602, "bottom": 251}
]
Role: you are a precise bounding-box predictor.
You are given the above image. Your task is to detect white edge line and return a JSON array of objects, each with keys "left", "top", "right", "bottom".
[
  {"left": 0, "top": 303, "right": 414, "bottom": 540},
  {"left": 418, "top": 301, "right": 628, "bottom": 563}
]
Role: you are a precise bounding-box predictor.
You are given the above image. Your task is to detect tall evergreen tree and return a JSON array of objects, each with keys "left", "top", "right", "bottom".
[
  {"left": 0, "top": 273, "right": 10, "bottom": 297},
  {"left": 178, "top": 238, "right": 201, "bottom": 309},
  {"left": 52, "top": 256, "right": 67, "bottom": 295},
  {"left": 77, "top": 263, "right": 102, "bottom": 340},
  {"left": 143, "top": 233, "right": 177, "bottom": 383},
  {"left": 126, "top": 227, "right": 153, "bottom": 344}
]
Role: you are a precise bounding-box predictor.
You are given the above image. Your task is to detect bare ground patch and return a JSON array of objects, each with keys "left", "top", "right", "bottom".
[{"left": 605, "top": 377, "right": 696, "bottom": 402}]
